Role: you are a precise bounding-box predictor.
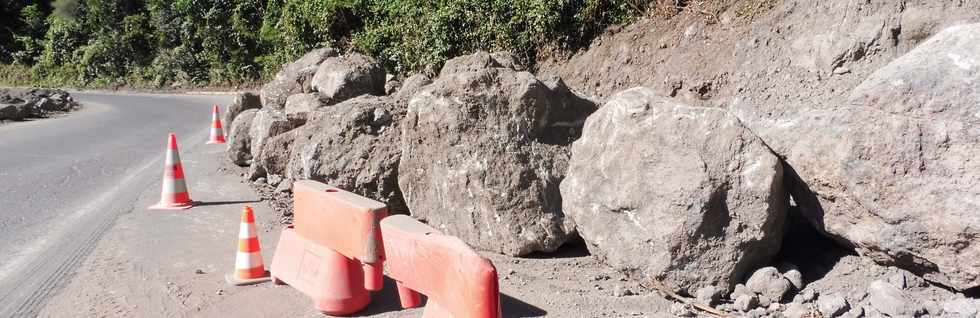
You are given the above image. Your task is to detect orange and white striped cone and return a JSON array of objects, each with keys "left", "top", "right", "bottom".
[
  {"left": 226, "top": 205, "right": 271, "bottom": 285},
  {"left": 206, "top": 104, "right": 226, "bottom": 144},
  {"left": 149, "top": 133, "right": 194, "bottom": 210}
]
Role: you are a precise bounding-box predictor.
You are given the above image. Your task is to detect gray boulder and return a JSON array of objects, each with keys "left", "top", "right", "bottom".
[
  {"left": 310, "top": 53, "right": 385, "bottom": 105},
  {"left": 283, "top": 93, "right": 324, "bottom": 119},
  {"left": 746, "top": 267, "right": 793, "bottom": 306},
  {"left": 282, "top": 95, "right": 405, "bottom": 206},
  {"left": 260, "top": 48, "right": 336, "bottom": 109},
  {"left": 224, "top": 92, "right": 261, "bottom": 126},
  {"left": 227, "top": 109, "right": 259, "bottom": 166},
  {"left": 561, "top": 87, "right": 787, "bottom": 294},
  {"left": 246, "top": 109, "right": 304, "bottom": 178},
  {"left": 817, "top": 294, "right": 850, "bottom": 318},
  {"left": 744, "top": 23, "right": 980, "bottom": 291},
  {"left": 399, "top": 63, "right": 595, "bottom": 256}
]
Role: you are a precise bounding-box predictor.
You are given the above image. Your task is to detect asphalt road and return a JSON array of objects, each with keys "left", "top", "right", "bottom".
[{"left": 0, "top": 92, "right": 232, "bottom": 317}]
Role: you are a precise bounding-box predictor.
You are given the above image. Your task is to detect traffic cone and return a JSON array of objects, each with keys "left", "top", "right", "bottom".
[
  {"left": 149, "top": 133, "right": 194, "bottom": 210},
  {"left": 207, "top": 104, "right": 225, "bottom": 144},
  {"left": 227, "top": 205, "right": 270, "bottom": 285}
]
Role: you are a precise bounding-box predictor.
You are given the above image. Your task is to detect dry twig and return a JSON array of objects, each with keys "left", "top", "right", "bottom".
[{"left": 644, "top": 279, "right": 732, "bottom": 318}]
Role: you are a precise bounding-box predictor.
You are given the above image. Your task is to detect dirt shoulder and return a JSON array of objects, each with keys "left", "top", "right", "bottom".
[{"left": 37, "top": 131, "right": 673, "bottom": 317}]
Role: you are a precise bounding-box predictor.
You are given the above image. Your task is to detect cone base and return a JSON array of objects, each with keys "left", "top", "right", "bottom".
[
  {"left": 225, "top": 272, "right": 271, "bottom": 286},
  {"left": 148, "top": 201, "right": 195, "bottom": 210},
  {"left": 206, "top": 140, "right": 225, "bottom": 144}
]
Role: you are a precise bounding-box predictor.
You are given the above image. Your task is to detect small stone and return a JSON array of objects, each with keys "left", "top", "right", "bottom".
[
  {"left": 732, "top": 283, "right": 752, "bottom": 299},
  {"left": 612, "top": 285, "right": 633, "bottom": 297},
  {"left": 254, "top": 177, "right": 267, "bottom": 185},
  {"left": 507, "top": 269, "right": 517, "bottom": 276},
  {"left": 833, "top": 67, "right": 851, "bottom": 75},
  {"left": 943, "top": 298, "right": 979, "bottom": 317},
  {"left": 267, "top": 174, "right": 283, "bottom": 187},
  {"left": 735, "top": 294, "right": 760, "bottom": 312},
  {"left": 746, "top": 308, "right": 767, "bottom": 318},
  {"left": 923, "top": 300, "right": 942, "bottom": 316},
  {"left": 746, "top": 267, "right": 792, "bottom": 304},
  {"left": 194, "top": 269, "right": 205, "bottom": 274},
  {"left": 779, "top": 263, "right": 805, "bottom": 290},
  {"left": 695, "top": 285, "right": 722, "bottom": 305},
  {"left": 794, "top": 289, "right": 818, "bottom": 304},
  {"left": 817, "top": 294, "right": 850, "bottom": 317},
  {"left": 768, "top": 302, "right": 782, "bottom": 312},
  {"left": 216, "top": 289, "right": 224, "bottom": 295},
  {"left": 591, "top": 274, "right": 610, "bottom": 281},
  {"left": 717, "top": 303, "right": 734, "bottom": 312},
  {"left": 669, "top": 302, "right": 695, "bottom": 317}
]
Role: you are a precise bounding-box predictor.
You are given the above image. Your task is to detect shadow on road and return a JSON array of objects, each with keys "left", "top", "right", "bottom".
[
  {"left": 355, "top": 277, "right": 547, "bottom": 317},
  {"left": 194, "top": 199, "right": 261, "bottom": 207}
]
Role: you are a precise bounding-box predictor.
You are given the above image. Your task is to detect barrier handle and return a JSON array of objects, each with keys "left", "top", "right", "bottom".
[
  {"left": 362, "top": 261, "right": 383, "bottom": 291},
  {"left": 396, "top": 281, "right": 422, "bottom": 308}
]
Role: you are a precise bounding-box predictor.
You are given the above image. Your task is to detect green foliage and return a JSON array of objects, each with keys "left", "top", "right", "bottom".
[{"left": 2, "top": 0, "right": 650, "bottom": 88}]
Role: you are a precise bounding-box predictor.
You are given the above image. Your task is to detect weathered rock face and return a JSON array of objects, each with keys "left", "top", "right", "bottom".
[
  {"left": 561, "top": 87, "right": 787, "bottom": 294},
  {"left": 246, "top": 109, "right": 305, "bottom": 178},
  {"left": 260, "top": 48, "right": 336, "bottom": 109},
  {"left": 735, "top": 24, "right": 980, "bottom": 291},
  {"left": 398, "top": 62, "right": 595, "bottom": 256},
  {"left": 224, "top": 92, "right": 261, "bottom": 125},
  {"left": 227, "top": 109, "right": 259, "bottom": 166},
  {"left": 310, "top": 53, "right": 386, "bottom": 105},
  {"left": 283, "top": 95, "right": 405, "bottom": 206},
  {"left": 283, "top": 93, "right": 324, "bottom": 119}
]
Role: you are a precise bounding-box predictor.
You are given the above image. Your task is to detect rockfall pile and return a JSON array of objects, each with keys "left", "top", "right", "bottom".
[
  {"left": 229, "top": 12, "right": 980, "bottom": 316},
  {"left": 0, "top": 88, "right": 79, "bottom": 122}
]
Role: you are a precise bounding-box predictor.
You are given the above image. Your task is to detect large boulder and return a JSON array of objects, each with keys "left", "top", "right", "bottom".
[
  {"left": 227, "top": 109, "right": 259, "bottom": 166},
  {"left": 260, "top": 48, "right": 336, "bottom": 109},
  {"left": 561, "top": 87, "right": 787, "bottom": 294},
  {"left": 310, "top": 53, "right": 386, "bottom": 105},
  {"left": 246, "top": 109, "right": 305, "bottom": 178},
  {"left": 224, "top": 92, "right": 261, "bottom": 125},
  {"left": 739, "top": 24, "right": 980, "bottom": 291},
  {"left": 398, "top": 63, "right": 595, "bottom": 256},
  {"left": 283, "top": 95, "right": 405, "bottom": 206}
]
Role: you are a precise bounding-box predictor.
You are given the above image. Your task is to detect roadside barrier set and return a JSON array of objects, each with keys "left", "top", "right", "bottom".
[
  {"left": 147, "top": 105, "right": 500, "bottom": 317},
  {"left": 269, "top": 180, "right": 502, "bottom": 317}
]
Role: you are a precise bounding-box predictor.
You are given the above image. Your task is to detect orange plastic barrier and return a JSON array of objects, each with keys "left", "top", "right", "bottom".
[
  {"left": 270, "top": 181, "right": 387, "bottom": 315},
  {"left": 381, "top": 214, "right": 501, "bottom": 318}
]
